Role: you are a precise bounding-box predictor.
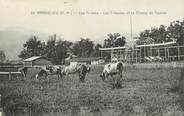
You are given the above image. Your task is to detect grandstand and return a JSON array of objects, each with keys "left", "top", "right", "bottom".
[{"left": 100, "top": 40, "right": 184, "bottom": 63}]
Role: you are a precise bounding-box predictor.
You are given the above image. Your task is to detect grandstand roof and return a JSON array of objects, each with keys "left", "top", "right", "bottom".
[{"left": 99, "top": 41, "right": 176, "bottom": 51}]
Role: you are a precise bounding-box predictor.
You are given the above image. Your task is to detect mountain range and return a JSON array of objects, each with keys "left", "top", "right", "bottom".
[{"left": 0, "top": 27, "right": 49, "bottom": 60}]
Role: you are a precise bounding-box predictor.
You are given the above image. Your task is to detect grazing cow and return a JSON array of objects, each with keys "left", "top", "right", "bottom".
[
  {"left": 46, "top": 65, "right": 63, "bottom": 80},
  {"left": 100, "top": 62, "right": 124, "bottom": 81},
  {"left": 61, "top": 64, "right": 79, "bottom": 75},
  {"left": 35, "top": 68, "right": 48, "bottom": 81},
  {"left": 35, "top": 65, "right": 63, "bottom": 81},
  {"left": 77, "top": 64, "right": 89, "bottom": 82},
  {"left": 18, "top": 67, "right": 28, "bottom": 80},
  {"left": 61, "top": 63, "right": 91, "bottom": 82}
]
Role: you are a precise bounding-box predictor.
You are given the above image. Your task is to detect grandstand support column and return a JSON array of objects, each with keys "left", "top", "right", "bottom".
[
  {"left": 132, "top": 49, "right": 134, "bottom": 63},
  {"left": 165, "top": 47, "right": 167, "bottom": 61},
  {"left": 120, "top": 49, "right": 122, "bottom": 61},
  {"left": 111, "top": 49, "right": 114, "bottom": 61},
  {"left": 8, "top": 72, "right": 11, "bottom": 80},
  {"left": 168, "top": 48, "right": 170, "bottom": 61},
  {"left": 101, "top": 50, "right": 102, "bottom": 58},
  {"left": 136, "top": 49, "right": 137, "bottom": 63},
  {"left": 158, "top": 48, "right": 160, "bottom": 56},
  {"left": 140, "top": 48, "right": 142, "bottom": 62},
  {"left": 178, "top": 47, "right": 180, "bottom": 60},
  {"left": 144, "top": 46, "right": 146, "bottom": 58},
  {"left": 150, "top": 46, "right": 152, "bottom": 56}
]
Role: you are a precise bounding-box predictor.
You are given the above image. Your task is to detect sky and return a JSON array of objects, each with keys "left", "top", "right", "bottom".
[
  {"left": 0, "top": 0, "right": 183, "bottom": 60},
  {"left": 0, "top": 0, "right": 183, "bottom": 41}
]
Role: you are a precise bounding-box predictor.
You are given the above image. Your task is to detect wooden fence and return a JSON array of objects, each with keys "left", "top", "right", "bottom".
[{"left": 0, "top": 64, "right": 23, "bottom": 72}]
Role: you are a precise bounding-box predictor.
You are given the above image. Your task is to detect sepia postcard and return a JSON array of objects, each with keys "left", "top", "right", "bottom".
[{"left": 0, "top": 0, "right": 184, "bottom": 116}]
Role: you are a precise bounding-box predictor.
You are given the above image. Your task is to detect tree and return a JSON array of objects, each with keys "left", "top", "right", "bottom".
[
  {"left": 139, "top": 19, "right": 184, "bottom": 45},
  {"left": 139, "top": 25, "right": 170, "bottom": 43},
  {"left": 18, "top": 36, "right": 46, "bottom": 59},
  {"left": 45, "top": 35, "right": 57, "bottom": 63},
  {"left": 103, "top": 33, "right": 126, "bottom": 48},
  {"left": 167, "top": 20, "right": 184, "bottom": 45},
  {"left": 72, "top": 38, "right": 94, "bottom": 57},
  {"left": 45, "top": 34, "right": 73, "bottom": 64},
  {"left": 56, "top": 40, "right": 73, "bottom": 64},
  {"left": 0, "top": 50, "right": 6, "bottom": 63},
  {"left": 91, "top": 43, "right": 102, "bottom": 57},
  {"left": 102, "top": 33, "right": 126, "bottom": 61}
]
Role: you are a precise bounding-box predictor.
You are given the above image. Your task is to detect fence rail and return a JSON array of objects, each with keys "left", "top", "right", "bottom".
[{"left": 0, "top": 64, "right": 23, "bottom": 72}]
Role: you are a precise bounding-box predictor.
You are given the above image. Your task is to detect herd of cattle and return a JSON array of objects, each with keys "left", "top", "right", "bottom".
[{"left": 18, "top": 61, "right": 125, "bottom": 82}]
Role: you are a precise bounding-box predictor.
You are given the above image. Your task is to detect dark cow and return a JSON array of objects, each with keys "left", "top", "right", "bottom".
[
  {"left": 35, "top": 69, "right": 48, "bottom": 81},
  {"left": 35, "top": 65, "right": 63, "bottom": 81},
  {"left": 46, "top": 65, "right": 63, "bottom": 80},
  {"left": 77, "top": 64, "right": 88, "bottom": 82}
]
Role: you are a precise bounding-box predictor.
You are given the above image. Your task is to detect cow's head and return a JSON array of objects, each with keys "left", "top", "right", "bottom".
[{"left": 117, "top": 62, "right": 123, "bottom": 71}]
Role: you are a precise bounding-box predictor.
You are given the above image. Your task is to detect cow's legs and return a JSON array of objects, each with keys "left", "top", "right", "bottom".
[
  {"left": 100, "top": 72, "right": 105, "bottom": 81},
  {"left": 119, "top": 71, "right": 122, "bottom": 78},
  {"left": 22, "top": 72, "right": 26, "bottom": 81},
  {"left": 58, "top": 73, "right": 63, "bottom": 80},
  {"left": 105, "top": 73, "right": 109, "bottom": 80},
  {"left": 57, "top": 74, "right": 60, "bottom": 80},
  {"left": 45, "top": 75, "right": 49, "bottom": 81},
  {"left": 101, "top": 72, "right": 109, "bottom": 81},
  {"left": 35, "top": 74, "right": 39, "bottom": 81}
]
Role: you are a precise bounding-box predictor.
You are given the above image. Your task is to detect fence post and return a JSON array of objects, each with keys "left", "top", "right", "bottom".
[
  {"left": 0, "top": 94, "right": 1, "bottom": 107},
  {"left": 0, "top": 94, "right": 5, "bottom": 116}
]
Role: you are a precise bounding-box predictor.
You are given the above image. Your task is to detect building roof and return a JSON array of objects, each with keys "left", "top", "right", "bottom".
[
  {"left": 66, "top": 57, "right": 102, "bottom": 62},
  {"left": 23, "top": 56, "right": 42, "bottom": 62}
]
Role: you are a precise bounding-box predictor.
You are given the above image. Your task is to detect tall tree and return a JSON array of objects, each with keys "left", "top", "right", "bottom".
[
  {"left": 56, "top": 40, "right": 73, "bottom": 64},
  {"left": 103, "top": 33, "right": 126, "bottom": 48},
  {"left": 18, "top": 36, "right": 45, "bottom": 59},
  {"left": 72, "top": 38, "right": 94, "bottom": 57},
  {"left": 139, "top": 20, "right": 184, "bottom": 44},
  {"left": 46, "top": 35, "right": 57, "bottom": 63},
  {"left": 45, "top": 34, "right": 73, "bottom": 64},
  {"left": 139, "top": 25, "right": 169, "bottom": 43},
  {"left": 91, "top": 43, "right": 102, "bottom": 57},
  {"left": 167, "top": 20, "right": 184, "bottom": 45},
  {"left": 0, "top": 50, "right": 6, "bottom": 63}
]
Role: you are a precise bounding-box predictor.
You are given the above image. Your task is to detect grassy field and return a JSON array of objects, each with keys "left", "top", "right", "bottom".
[{"left": 0, "top": 65, "right": 184, "bottom": 116}]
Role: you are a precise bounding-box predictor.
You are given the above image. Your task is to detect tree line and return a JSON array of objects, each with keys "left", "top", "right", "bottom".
[
  {"left": 18, "top": 33, "right": 127, "bottom": 64},
  {"left": 17, "top": 19, "right": 184, "bottom": 64},
  {"left": 138, "top": 19, "right": 184, "bottom": 45}
]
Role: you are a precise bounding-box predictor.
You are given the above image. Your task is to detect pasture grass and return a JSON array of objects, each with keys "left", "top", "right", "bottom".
[{"left": 0, "top": 66, "right": 184, "bottom": 116}]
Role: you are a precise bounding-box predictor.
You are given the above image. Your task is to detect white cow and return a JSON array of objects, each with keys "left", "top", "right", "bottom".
[
  {"left": 61, "top": 63, "right": 91, "bottom": 82},
  {"left": 100, "top": 61, "right": 124, "bottom": 81}
]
